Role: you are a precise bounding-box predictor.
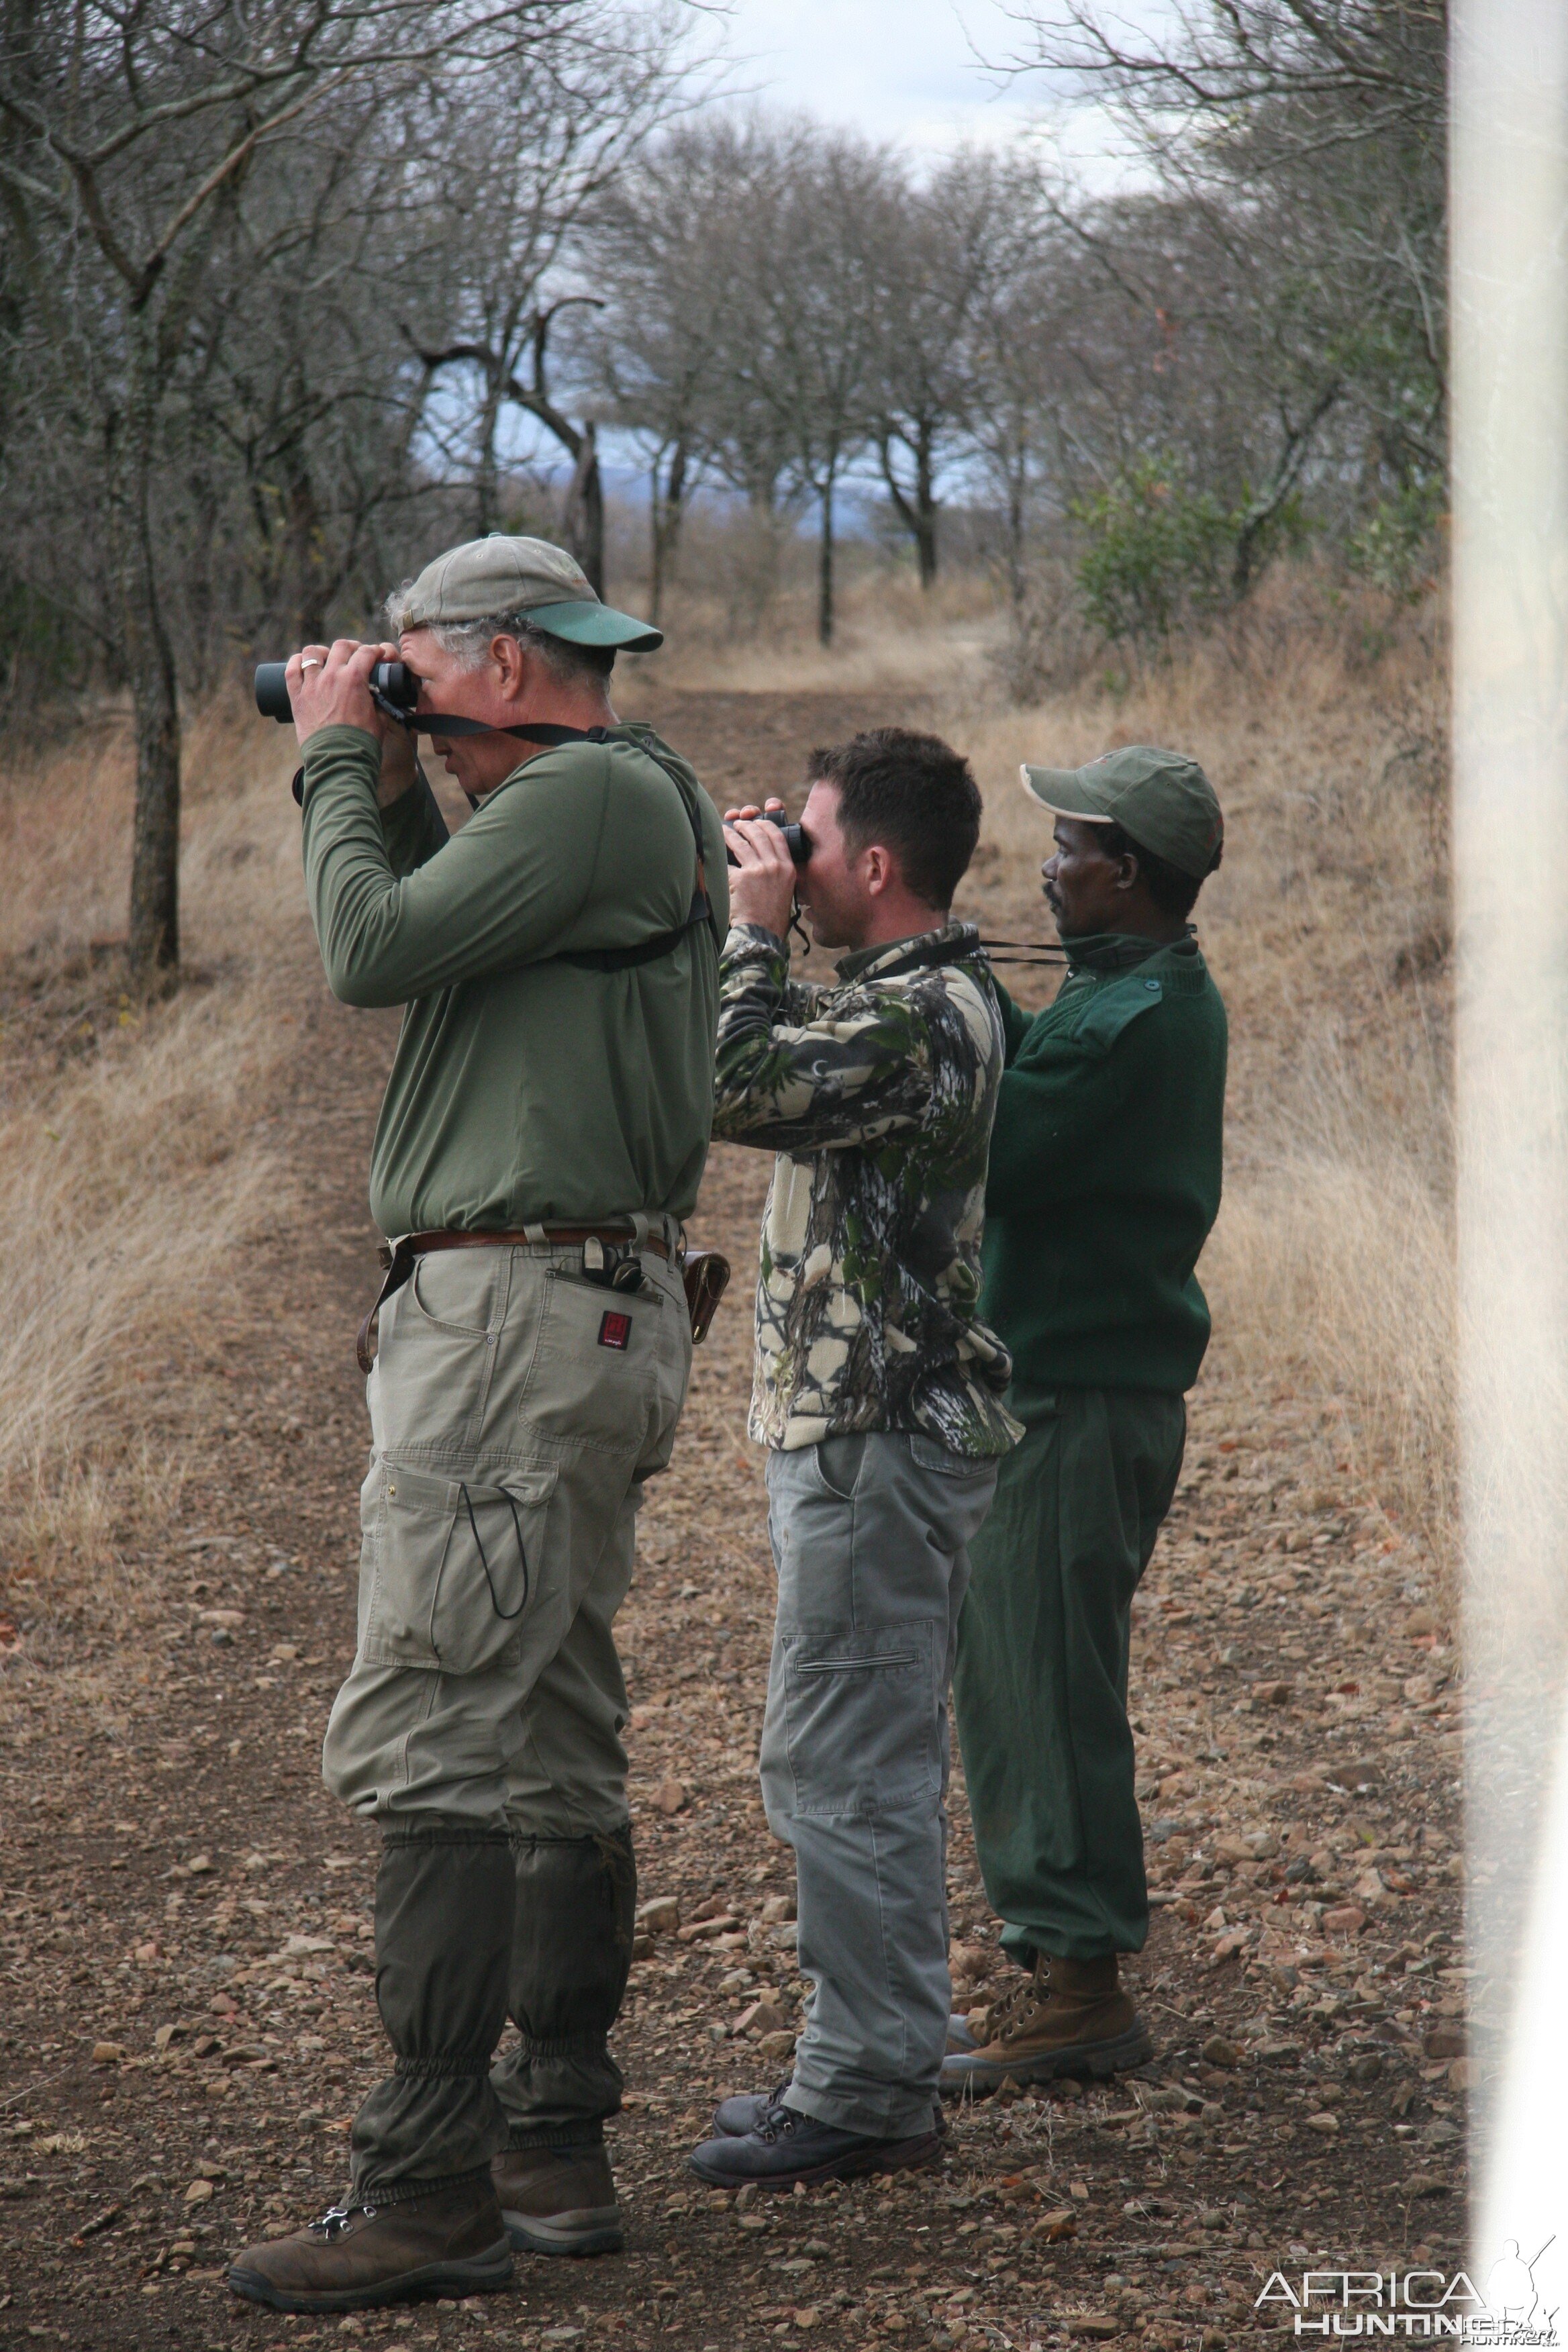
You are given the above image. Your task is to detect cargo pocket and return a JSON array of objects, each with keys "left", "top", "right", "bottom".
[
  {"left": 361, "top": 1460, "right": 556, "bottom": 1675},
  {"left": 779, "top": 1621, "right": 938, "bottom": 1818}
]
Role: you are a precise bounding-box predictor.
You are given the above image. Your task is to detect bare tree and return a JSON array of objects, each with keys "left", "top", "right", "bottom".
[
  {"left": 0, "top": 0, "right": 648, "bottom": 985},
  {"left": 865, "top": 148, "right": 1049, "bottom": 591},
  {"left": 185, "top": 96, "right": 452, "bottom": 655},
  {"left": 407, "top": 15, "right": 691, "bottom": 597},
  {"left": 736, "top": 126, "right": 885, "bottom": 647},
  {"left": 589, "top": 117, "right": 776, "bottom": 619},
  {"left": 415, "top": 297, "right": 614, "bottom": 591},
  {"left": 1001, "top": 0, "right": 1446, "bottom": 493}
]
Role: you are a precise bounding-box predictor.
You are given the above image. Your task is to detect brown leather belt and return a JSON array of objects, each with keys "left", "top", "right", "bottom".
[
  {"left": 402, "top": 1225, "right": 671, "bottom": 1264},
  {"left": 356, "top": 1224, "right": 673, "bottom": 1374}
]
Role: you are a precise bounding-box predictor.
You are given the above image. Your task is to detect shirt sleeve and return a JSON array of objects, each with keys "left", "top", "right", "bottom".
[
  {"left": 379, "top": 766, "right": 449, "bottom": 879},
  {"left": 712, "top": 924, "right": 934, "bottom": 1150},
  {"left": 299, "top": 725, "right": 609, "bottom": 1008},
  {"left": 983, "top": 1022, "right": 1142, "bottom": 1213}
]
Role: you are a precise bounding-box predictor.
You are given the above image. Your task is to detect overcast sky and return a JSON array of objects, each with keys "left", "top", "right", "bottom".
[{"left": 709, "top": 0, "right": 1161, "bottom": 186}]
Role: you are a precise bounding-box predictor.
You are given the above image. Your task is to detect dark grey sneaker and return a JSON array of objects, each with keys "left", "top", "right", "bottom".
[
  {"left": 714, "top": 2080, "right": 944, "bottom": 2139},
  {"left": 712, "top": 2078, "right": 795, "bottom": 2137},
  {"left": 690, "top": 2101, "right": 944, "bottom": 2191}
]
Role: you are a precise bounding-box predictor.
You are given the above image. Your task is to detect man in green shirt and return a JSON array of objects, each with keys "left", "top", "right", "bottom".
[
  {"left": 942, "top": 748, "right": 1227, "bottom": 2096},
  {"left": 229, "top": 538, "right": 726, "bottom": 2314}
]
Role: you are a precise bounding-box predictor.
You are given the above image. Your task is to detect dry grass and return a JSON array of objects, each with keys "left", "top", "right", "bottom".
[
  {"left": 0, "top": 696, "right": 305, "bottom": 1612},
  {"left": 645, "top": 542, "right": 1001, "bottom": 695}
]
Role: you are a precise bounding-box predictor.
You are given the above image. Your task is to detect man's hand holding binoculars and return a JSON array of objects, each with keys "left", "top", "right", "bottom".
[
  {"left": 724, "top": 797, "right": 799, "bottom": 940},
  {"left": 285, "top": 638, "right": 417, "bottom": 807},
  {"left": 286, "top": 638, "right": 399, "bottom": 748}
]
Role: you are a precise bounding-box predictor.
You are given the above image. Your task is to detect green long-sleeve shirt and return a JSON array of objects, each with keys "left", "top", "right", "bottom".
[
  {"left": 299, "top": 721, "right": 728, "bottom": 1236},
  {"left": 981, "top": 932, "right": 1227, "bottom": 1393}
]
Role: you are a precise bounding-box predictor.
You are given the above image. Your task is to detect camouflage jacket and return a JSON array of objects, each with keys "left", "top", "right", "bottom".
[{"left": 712, "top": 920, "right": 1020, "bottom": 1455}]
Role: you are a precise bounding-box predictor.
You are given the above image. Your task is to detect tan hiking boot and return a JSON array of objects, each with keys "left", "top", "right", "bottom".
[
  {"left": 940, "top": 1954, "right": 1153, "bottom": 2096},
  {"left": 491, "top": 2142, "right": 624, "bottom": 2255},
  {"left": 226, "top": 2175, "right": 512, "bottom": 2313},
  {"left": 949, "top": 1964, "right": 1041, "bottom": 2052}
]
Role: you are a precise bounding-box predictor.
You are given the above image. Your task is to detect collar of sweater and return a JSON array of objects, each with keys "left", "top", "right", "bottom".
[
  {"left": 1061, "top": 926, "right": 1199, "bottom": 975},
  {"left": 835, "top": 920, "right": 982, "bottom": 985}
]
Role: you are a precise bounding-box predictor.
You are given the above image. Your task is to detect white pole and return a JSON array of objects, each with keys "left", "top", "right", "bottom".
[{"left": 1453, "top": 0, "right": 1568, "bottom": 2307}]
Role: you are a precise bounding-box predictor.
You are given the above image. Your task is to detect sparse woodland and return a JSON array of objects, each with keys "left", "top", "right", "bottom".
[
  {"left": 1, "top": 0, "right": 1443, "bottom": 969},
  {"left": 0, "top": 9, "right": 1463, "bottom": 2339}
]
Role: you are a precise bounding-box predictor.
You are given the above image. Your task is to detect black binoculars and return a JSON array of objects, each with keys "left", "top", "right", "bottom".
[
  {"left": 726, "top": 809, "right": 810, "bottom": 867},
  {"left": 254, "top": 660, "right": 420, "bottom": 723}
]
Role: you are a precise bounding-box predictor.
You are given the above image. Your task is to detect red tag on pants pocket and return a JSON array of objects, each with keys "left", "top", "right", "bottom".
[{"left": 598, "top": 1310, "right": 632, "bottom": 1350}]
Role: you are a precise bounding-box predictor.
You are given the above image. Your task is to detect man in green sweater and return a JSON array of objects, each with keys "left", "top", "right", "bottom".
[
  {"left": 229, "top": 538, "right": 726, "bottom": 2314},
  {"left": 943, "top": 747, "right": 1226, "bottom": 2094}
]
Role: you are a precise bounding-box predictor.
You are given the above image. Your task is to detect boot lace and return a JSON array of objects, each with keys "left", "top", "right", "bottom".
[
  {"left": 985, "top": 1959, "right": 1052, "bottom": 2043},
  {"left": 309, "top": 2200, "right": 371, "bottom": 2239}
]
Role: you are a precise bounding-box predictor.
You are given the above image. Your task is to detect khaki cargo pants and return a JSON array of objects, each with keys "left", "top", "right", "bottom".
[{"left": 320, "top": 1235, "right": 691, "bottom": 2190}]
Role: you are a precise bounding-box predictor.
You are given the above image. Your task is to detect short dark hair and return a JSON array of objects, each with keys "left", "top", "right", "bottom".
[
  {"left": 1100, "top": 819, "right": 1223, "bottom": 919},
  {"left": 807, "top": 727, "right": 982, "bottom": 911}
]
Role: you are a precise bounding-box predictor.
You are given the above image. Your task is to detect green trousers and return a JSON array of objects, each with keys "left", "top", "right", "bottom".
[{"left": 952, "top": 1383, "right": 1185, "bottom": 1964}]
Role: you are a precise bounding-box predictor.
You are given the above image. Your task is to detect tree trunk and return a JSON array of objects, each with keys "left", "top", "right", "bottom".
[
  {"left": 475, "top": 366, "right": 504, "bottom": 539},
  {"left": 650, "top": 438, "right": 688, "bottom": 625},
  {"left": 914, "top": 417, "right": 938, "bottom": 591},
  {"left": 107, "top": 366, "right": 182, "bottom": 988},
  {"left": 1006, "top": 455, "right": 1028, "bottom": 614},
  {"left": 285, "top": 464, "right": 330, "bottom": 645},
  {"left": 185, "top": 454, "right": 220, "bottom": 695},
  {"left": 564, "top": 420, "right": 605, "bottom": 597},
  {"left": 879, "top": 425, "right": 940, "bottom": 591},
  {"left": 818, "top": 476, "right": 835, "bottom": 648}
]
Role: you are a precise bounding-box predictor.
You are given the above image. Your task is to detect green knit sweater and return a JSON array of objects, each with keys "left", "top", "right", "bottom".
[{"left": 981, "top": 932, "right": 1227, "bottom": 1393}]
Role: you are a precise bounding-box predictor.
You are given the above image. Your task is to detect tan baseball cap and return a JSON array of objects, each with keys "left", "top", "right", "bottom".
[
  {"left": 1020, "top": 745, "right": 1223, "bottom": 879},
  {"left": 394, "top": 534, "right": 663, "bottom": 652}
]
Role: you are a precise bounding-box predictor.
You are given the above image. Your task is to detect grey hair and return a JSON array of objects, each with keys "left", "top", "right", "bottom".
[{"left": 383, "top": 592, "right": 614, "bottom": 683}]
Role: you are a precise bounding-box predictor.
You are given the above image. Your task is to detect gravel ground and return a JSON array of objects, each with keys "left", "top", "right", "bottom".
[{"left": 0, "top": 689, "right": 1466, "bottom": 2352}]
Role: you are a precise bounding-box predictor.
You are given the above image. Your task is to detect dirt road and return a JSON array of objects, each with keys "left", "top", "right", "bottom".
[{"left": 0, "top": 689, "right": 1465, "bottom": 2352}]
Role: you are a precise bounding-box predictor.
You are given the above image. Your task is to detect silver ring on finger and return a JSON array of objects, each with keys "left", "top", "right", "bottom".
[{"left": 301, "top": 657, "right": 323, "bottom": 671}]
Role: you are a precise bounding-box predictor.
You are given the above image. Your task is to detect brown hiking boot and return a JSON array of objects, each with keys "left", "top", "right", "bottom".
[
  {"left": 940, "top": 1955, "right": 1153, "bottom": 2096},
  {"left": 226, "top": 2175, "right": 512, "bottom": 2313},
  {"left": 949, "top": 1965, "right": 1040, "bottom": 2053},
  {"left": 491, "top": 2143, "right": 624, "bottom": 2256}
]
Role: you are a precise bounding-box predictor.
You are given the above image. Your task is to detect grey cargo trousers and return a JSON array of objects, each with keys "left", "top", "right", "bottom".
[
  {"left": 320, "top": 1236, "right": 690, "bottom": 2195},
  {"left": 761, "top": 1432, "right": 998, "bottom": 2141}
]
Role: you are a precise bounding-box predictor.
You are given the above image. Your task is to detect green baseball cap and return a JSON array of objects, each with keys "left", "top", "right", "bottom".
[
  {"left": 1020, "top": 745, "right": 1224, "bottom": 879},
  {"left": 393, "top": 534, "right": 663, "bottom": 652}
]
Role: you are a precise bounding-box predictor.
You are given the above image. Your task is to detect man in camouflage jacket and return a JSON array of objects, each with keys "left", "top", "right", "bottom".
[{"left": 688, "top": 728, "right": 1018, "bottom": 2194}]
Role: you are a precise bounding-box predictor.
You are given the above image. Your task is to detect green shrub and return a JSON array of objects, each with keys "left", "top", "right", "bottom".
[
  {"left": 1072, "top": 458, "right": 1236, "bottom": 649},
  {"left": 1344, "top": 479, "right": 1444, "bottom": 602}
]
